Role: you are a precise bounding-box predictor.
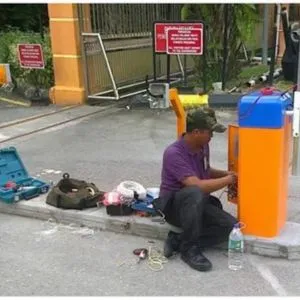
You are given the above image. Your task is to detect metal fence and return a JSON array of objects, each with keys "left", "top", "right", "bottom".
[
  {"left": 78, "top": 4, "right": 194, "bottom": 99},
  {"left": 89, "top": 3, "right": 181, "bottom": 39}
]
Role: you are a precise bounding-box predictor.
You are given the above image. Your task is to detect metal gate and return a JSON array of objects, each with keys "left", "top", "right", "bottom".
[{"left": 78, "top": 4, "right": 194, "bottom": 100}]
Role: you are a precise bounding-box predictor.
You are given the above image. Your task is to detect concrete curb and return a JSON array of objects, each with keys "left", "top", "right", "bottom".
[
  {"left": 208, "top": 94, "right": 241, "bottom": 108},
  {"left": 1, "top": 197, "right": 300, "bottom": 260},
  {"left": 0, "top": 196, "right": 172, "bottom": 241},
  {"left": 0, "top": 95, "right": 31, "bottom": 107}
]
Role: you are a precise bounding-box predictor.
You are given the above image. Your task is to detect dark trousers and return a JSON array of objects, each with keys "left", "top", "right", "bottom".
[{"left": 163, "top": 186, "right": 237, "bottom": 252}]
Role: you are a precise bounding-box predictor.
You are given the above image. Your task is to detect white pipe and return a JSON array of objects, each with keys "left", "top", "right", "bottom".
[
  {"left": 292, "top": 91, "right": 300, "bottom": 176},
  {"left": 259, "top": 68, "right": 282, "bottom": 82},
  {"left": 293, "top": 91, "right": 300, "bottom": 138},
  {"left": 260, "top": 74, "right": 268, "bottom": 82},
  {"left": 273, "top": 68, "right": 282, "bottom": 77},
  {"left": 252, "top": 56, "right": 271, "bottom": 62},
  {"left": 275, "top": 4, "right": 281, "bottom": 59},
  {"left": 246, "top": 79, "right": 256, "bottom": 87}
]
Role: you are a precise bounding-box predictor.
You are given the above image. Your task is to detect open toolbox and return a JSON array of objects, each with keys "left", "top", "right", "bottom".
[
  {"left": 131, "top": 195, "right": 157, "bottom": 215},
  {"left": 131, "top": 188, "right": 160, "bottom": 215},
  {"left": 0, "top": 147, "right": 50, "bottom": 203}
]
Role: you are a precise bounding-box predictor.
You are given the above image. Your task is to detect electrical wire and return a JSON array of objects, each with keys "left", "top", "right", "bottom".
[
  {"left": 218, "top": 187, "right": 228, "bottom": 199},
  {"left": 147, "top": 245, "right": 168, "bottom": 271},
  {"left": 117, "top": 181, "right": 147, "bottom": 203}
]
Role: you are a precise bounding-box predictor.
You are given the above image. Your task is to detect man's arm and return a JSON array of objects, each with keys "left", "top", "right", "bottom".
[
  {"left": 163, "top": 149, "right": 235, "bottom": 194},
  {"left": 182, "top": 174, "right": 235, "bottom": 194},
  {"left": 209, "top": 167, "right": 230, "bottom": 179}
]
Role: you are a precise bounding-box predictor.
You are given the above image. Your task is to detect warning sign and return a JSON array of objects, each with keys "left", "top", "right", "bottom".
[
  {"left": 18, "top": 44, "right": 45, "bottom": 69},
  {"left": 166, "top": 28, "right": 203, "bottom": 55},
  {"left": 154, "top": 22, "right": 204, "bottom": 54}
]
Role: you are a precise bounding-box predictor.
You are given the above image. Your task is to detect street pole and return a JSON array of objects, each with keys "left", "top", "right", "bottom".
[
  {"left": 268, "top": 26, "right": 277, "bottom": 85},
  {"left": 221, "top": 4, "right": 229, "bottom": 91},
  {"left": 292, "top": 40, "right": 300, "bottom": 176},
  {"left": 183, "top": 56, "right": 187, "bottom": 87},
  {"left": 262, "top": 4, "right": 269, "bottom": 65}
]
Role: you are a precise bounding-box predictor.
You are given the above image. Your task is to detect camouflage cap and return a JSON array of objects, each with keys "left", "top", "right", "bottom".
[{"left": 186, "top": 107, "right": 227, "bottom": 133}]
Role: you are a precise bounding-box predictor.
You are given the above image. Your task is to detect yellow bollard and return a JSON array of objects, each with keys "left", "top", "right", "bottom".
[{"left": 169, "top": 88, "right": 186, "bottom": 138}]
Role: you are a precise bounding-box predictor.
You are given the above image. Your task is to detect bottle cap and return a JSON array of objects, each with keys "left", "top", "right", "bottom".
[
  {"left": 234, "top": 223, "right": 240, "bottom": 228},
  {"left": 260, "top": 87, "right": 275, "bottom": 95}
]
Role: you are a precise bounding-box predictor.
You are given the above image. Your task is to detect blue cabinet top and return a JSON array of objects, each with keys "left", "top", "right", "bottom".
[{"left": 238, "top": 88, "right": 293, "bottom": 129}]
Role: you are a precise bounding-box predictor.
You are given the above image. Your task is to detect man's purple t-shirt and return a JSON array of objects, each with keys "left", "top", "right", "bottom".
[{"left": 159, "top": 137, "right": 210, "bottom": 197}]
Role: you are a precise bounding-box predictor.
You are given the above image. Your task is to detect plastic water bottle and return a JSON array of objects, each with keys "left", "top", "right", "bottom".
[{"left": 228, "top": 223, "right": 244, "bottom": 270}]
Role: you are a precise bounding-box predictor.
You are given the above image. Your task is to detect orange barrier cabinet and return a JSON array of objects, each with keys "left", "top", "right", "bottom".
[{"left": 228, "top": 88, "right": 293, "bottom": 238}]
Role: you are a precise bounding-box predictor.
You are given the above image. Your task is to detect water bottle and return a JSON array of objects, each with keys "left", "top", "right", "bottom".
[{"left": 228, "top": 223, "right": 244, "bottom": 270}]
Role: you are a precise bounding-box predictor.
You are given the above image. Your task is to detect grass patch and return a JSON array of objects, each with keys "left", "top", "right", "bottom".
[
  {"left": 238, "top": 64, "right": 270, "bottom": 81},
  {"left": 274, "top": 80, "right": 294, "bottom": 91}
]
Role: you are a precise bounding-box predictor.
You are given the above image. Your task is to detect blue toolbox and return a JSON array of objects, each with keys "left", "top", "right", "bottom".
[{"left": 0, "top": 147, "right": 50, "bottom": 203}]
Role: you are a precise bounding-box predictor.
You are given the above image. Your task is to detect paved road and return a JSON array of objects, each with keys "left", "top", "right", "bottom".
[
  {"left": 0, "top": 103, "right": 63, "bottom": 125},
  {"left": 1, "top": 213, "right": 300, "bottom": 296},
  {"left": 0, "top": 105, "right": 300, "bottom": 296},
  {"left": 1, "top": 107, "right": 299, "bottom": 221}
]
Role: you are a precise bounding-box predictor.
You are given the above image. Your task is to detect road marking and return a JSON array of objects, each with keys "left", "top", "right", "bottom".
[
  {"left": 249, "top": 256, "right": 288, "bottom": 296},
  {"left": 0, "top": 96, "right": 31, "bottom": 107},
  {"left": 0, "top": 133, "right": 10, "bottom": 140},
  {"left": 0, "top": 105, "right": 78, "bottom": 129},
  {"left": 0, "top": 104, "right": 120, "bottom": 144}
]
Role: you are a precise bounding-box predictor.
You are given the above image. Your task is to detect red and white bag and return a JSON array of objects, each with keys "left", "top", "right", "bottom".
[{"left": 102, "top": 192, "right": 122, "bottom": 206}]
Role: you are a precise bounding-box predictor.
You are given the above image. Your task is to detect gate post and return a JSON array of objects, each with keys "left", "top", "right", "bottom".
[
  {"left": 277, "top": 4, "right": 290, "bottom": 64},
  {"left": 48, "top": 4, "right": 90, "bottom": 105}
]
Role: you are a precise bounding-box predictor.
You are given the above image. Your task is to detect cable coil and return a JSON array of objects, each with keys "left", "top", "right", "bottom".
[{"left": 117, "top": 181, "right": 147, "bottom": 201}]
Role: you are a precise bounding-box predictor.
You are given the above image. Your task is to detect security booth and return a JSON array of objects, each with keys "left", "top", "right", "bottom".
[{"left": 228, "top": 87, "right": 294, "bottom": 238}]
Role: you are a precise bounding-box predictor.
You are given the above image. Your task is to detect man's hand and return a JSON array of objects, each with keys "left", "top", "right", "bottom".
[
  {"left": 226, "top": 170, "right": 238, "bottom": 178},
  {"left": 224, "top": 173, "right": 237, "bottom": 185},
  {"left": 209, "top": 168, "right": 238, "bottom": 179}
]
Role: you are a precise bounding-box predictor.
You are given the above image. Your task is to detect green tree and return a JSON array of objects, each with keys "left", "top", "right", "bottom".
[
  {"left": 181, "top": 4, "right": 260, "bottom": 89},
  {"left": 0, "top": 4, "right": 48, "bottom": 35}
]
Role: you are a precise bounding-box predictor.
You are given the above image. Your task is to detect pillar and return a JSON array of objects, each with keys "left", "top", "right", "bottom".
[
  {"left": 277, "top": 4, "right": 290, "bottom": 64},
  {"left": 48, "top": 4, "right": 91, "bottom": 105}
]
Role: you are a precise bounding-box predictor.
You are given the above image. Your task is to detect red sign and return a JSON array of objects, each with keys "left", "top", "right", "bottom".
[
  {"left": 18, "top": 44, "right": 45, "bottom": 69},
  {"left": 154, "top": 22, "right": 204, "bottom": 54},
  {"left": 166, "top": 28, "right": 203, "bottom": 55}
]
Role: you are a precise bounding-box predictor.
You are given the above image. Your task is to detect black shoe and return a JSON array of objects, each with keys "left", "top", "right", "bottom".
[
  {"left": 181, "top": 245, "right": 212, "bottom": 272},
  {"left": 164, "top": 231, "right": 181, "bottom": 258}
]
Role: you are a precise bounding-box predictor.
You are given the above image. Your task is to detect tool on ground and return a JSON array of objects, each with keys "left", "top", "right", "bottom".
[
  {"left": 133, "top": 245, "right": 168, "bottom": 271},
  {"left": 133, "top": 248, "right": 148, "bottom": 263},
  {"left": 4, "top": 181, "right": 17, "bottom": 189},
  {"left": 135, "top": 211, "right": 149, "bottom": 217}
]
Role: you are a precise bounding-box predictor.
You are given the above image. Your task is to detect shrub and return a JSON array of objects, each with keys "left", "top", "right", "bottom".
[{"left": 0, "top": 27, "right": 54, "bottom": 90}]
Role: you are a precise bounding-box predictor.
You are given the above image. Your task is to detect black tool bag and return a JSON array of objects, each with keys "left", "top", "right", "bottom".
[{"left": 46, "top": 173, "right": 105, "bottom": 210}]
